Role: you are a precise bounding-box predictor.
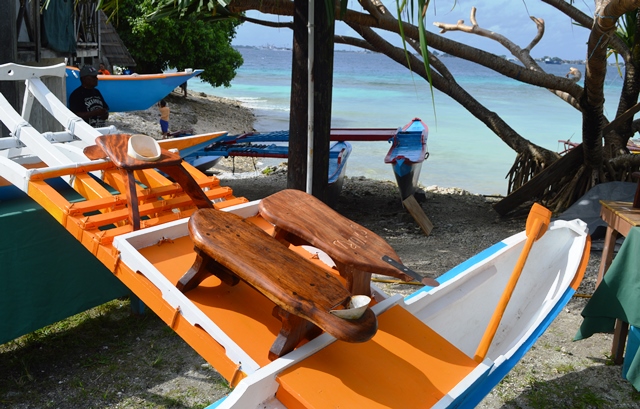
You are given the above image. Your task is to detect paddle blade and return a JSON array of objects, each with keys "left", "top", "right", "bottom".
[{"left": 526, "top": 203, "right": 552, "bottom": 241}]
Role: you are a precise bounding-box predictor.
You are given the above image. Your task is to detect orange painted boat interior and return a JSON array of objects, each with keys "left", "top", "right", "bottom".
[
  {"left": 136, "top": 228, "right": 477, "bottom": 408},
  {"left": 137, "top": 217, "right": 350, "bottom": 370},
  {"left": 67, "top": 66, "right": 193, "bottom": 81},
  {"left": 21, "top": 158, "right": 364, "bottom": 388},
  {"left": 20, "top": 153, "right": 481, "bottom": 407},
  {"left": 22, "top": 160, "right": 270, "bottom": 384},
  {"left": 276, "top": 305, "right": 478, "bottom": 409}
]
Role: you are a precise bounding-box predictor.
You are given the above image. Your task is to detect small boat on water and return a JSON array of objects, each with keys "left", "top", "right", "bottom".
[
  {"left": 65, "top": 66, "right": 203, "bottom": 112},
  {"left": 1, "top": 63, "right": 591, "bottom": 408},
  {"left": 384, "top": 117, "right": 429, "bottom": 200}
]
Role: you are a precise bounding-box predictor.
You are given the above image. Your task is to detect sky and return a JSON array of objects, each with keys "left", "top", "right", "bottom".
[{"left": 233, "top": 0, "right": 595, "bottom": 61}]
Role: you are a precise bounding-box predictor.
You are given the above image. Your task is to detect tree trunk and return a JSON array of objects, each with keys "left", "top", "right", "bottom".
[
  {"left": 288, "top": 0, "right": 334, "bottom": 203},
  {"left": 288, "top": 0, "right": 309, "bottom": 193},
  {"left": 582, "top": 1, "right": 640, "bottom": 179}
]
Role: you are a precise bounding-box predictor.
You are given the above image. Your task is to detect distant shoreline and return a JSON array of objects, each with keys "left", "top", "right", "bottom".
[{"left": 232, "top": 44, "right": 592, "bottom": 66}]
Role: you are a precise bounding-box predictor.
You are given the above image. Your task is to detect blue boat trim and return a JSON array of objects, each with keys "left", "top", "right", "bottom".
[
  {"left": 188, "top": 131, "right": 351, "bottom": 184},
  {"left": 456, "top": 287, "right": 578, "bottom": 407},
  {"left": 205, "top": 396, "right": 227, "bottom": 408}
]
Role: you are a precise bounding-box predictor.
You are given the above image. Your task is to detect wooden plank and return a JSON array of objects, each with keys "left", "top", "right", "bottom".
[
  {"left": 493, "top": 143, "right": 584, "bottom": 216},
  {"left": 329, "top": 128, "right": 397, "bottom": 141},
  {"left": 403, "top": 194, "right": 433, "bottom": 236},
  {"left": 259, "top": 189, "right": 414, "bottom": 280}
]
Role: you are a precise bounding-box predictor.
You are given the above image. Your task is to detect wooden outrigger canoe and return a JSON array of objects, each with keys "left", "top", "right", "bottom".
[
  {"left": 1, "top": 63, "right": 591, "bottom": 408},
  {"left": 66, "top": 66, "right": 204, "bottom": 112},
  {"left": 384, "top": 117, "right": 429, "bottom": 200}
]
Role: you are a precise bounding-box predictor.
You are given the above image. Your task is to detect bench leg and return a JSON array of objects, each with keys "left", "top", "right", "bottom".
[
  {"left": 176, "top": 249, "right": 239, "bottom": 292},
  {"left": 272, "top": 226, "right": 308, "bottom": 247},
  {"left": 269, "top": 306, "right": 322, "bottom": 360},
  {"left": 335, "top": 262, "right": 372, "bottom": 296},
  {"left": 612, "top": 319, "right": 630, "bottom": 365},
  {"left": 120, "top": 169, "right": 141, "bottom": 230},
  {"left": 596, "top": 226, "right": 618, "bottom": 287},
  {"left": 161, "top": 164, "right": 213, "bottom": 209}
]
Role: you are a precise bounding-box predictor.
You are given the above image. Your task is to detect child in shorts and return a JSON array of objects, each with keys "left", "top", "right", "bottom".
[{"left": 158, "top": 99, "right": 170, "bottom": 138}]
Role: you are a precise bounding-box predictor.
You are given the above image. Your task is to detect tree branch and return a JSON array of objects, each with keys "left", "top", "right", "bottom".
[
  {"left": 240, "top": 15, "right": 293, "bottom": 28},
  {"left": 542, "top": 0, "right": 632, "bottom": 61},
  {"left": 433, "top": 7, "right": 582, "bottom": 109},
  {"left": 433, "top": 7, "right": 539, "bottom": 67},
  {"left": 345, "top": 21, "right": 557, "bottom": 162},
  {"left": 227, "top": 0, "right": 584, "bottom": 96},
  {"left": 334, "top": 35, "right": 376, "bottom": 52}
]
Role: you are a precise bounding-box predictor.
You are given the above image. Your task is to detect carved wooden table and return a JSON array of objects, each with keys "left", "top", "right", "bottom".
[{"left": 178, "top": 208, "right": 378, "bottom": 360}]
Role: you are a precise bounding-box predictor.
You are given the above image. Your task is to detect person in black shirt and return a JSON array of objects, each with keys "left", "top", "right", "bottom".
[{"left": 68, "top": 65, "right": 109, "bottom": 127}]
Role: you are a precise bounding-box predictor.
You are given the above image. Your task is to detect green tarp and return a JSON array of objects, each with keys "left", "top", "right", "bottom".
[
  {"left": 575, "top": 226, "right": 640, "bottom": 390},
  {"left": 42, "top": 0, "right": 76, "bottom": 54},
  {"left": 0, "top": 186, "right": 129, "bottom": 345}
]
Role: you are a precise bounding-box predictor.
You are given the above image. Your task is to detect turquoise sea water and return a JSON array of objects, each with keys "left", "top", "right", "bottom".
[{"left": 190, "top": 47, "right": 624, "bottom": 195}]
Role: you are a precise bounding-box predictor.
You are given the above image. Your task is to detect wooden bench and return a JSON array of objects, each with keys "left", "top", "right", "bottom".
[
  {"left": 177, "top": 208, "right": 378, "bottom": 360},
  {"left": 258, "top": 189, "right": 437, "bottom": 295},
  {"left": 84, "top": 134, "right": 213, "bottom": 230}
]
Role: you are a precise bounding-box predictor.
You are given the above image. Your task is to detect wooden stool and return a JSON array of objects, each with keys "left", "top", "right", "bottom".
[
  {"left": 84, "top": 134, "right": 212, "bottom": 230},
  {"left": 258, "top": 189, "right": 437, "bottom": 296},
  {"left": 177, "top": 208, "right": 378, "bottom": 360}
]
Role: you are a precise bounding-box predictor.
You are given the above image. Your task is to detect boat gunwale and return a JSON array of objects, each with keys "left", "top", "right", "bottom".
[{"left": 66, "top": 66, "right": 204, "bottom": 81}]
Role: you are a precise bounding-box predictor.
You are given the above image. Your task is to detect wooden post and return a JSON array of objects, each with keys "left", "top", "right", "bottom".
[
  {"left": 0, "top": 0, "right": 18, "bottom": 137},
  {"left": 403, "top": 195, "right": 434, "bottom": 236}
]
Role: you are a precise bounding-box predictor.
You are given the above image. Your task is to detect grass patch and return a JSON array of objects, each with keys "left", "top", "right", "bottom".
[
  {"left": 554, "top": 363, "right": 576, "bottom": 374},
  {"left": 0, "top": 298, "right": 229, "bottom": 407},
  {"left": 524, "top": 380, "right": 610, "bottom": 408}
]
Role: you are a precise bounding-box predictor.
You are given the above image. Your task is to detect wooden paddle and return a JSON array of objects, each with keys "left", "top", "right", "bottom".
[{"left": 473, "top": 203, "right": 552, "bottom": 363}]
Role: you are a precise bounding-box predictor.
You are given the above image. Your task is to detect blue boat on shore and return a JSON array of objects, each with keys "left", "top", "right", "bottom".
[
  {"left": 185, "top": 134, "right": 352, "bottom": 205},
  {"left": 188, "top": 119, "right": 429, "bottom": 203},
  {"left": 65, "top": 67, "right": 203, "bottom": 112},
  {"left": 384, "top": 118, "right": 429, "bottom": 200}
]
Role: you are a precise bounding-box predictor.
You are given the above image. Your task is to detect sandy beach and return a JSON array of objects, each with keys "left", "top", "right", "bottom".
[{"left": 1, "top": 90, "right": 638, "bottom": 408}]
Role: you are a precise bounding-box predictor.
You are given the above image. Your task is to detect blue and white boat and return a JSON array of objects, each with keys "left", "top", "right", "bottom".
[
  {"left": 186, "top": 132, "right": 352, "bottom": 205},
  {"left": 65, "top": 67, "right": 203, "bottom": 112}
]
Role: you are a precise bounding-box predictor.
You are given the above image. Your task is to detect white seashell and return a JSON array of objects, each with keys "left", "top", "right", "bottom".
[
  {"left": 329, "top": 295, "right": 371, "bottom": 320},
  {"left": 128, "top": 134, "right": 161, "bottom": 161}
]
